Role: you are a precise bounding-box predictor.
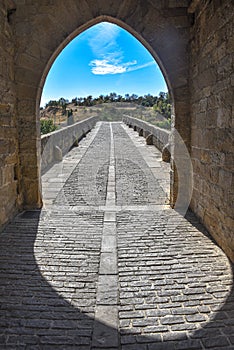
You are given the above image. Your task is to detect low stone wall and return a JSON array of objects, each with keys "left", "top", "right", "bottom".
[
  {"left": 122, "top": 115, "right": 170, "bottom": 153},
  {"left": 41, "top": 116, "right": 98, "bottom": 173}
]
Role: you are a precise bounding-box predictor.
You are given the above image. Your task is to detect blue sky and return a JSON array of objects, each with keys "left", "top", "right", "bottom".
[{"left": 40, "top": 22, "right": 168, "bottom": 107}]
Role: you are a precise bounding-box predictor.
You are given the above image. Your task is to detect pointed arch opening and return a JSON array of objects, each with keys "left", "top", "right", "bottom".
[
  {"left": 13, "top": 9, "right": 191, "bottom": 216},
  {"left": 39, "top": 19, "right": 173, "bottom": 208},
  {"left": 37, "top": 17, "right": 173, "bottom": 110}
]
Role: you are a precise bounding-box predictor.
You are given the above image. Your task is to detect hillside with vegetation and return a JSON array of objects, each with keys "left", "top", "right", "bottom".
[{"left": 40, "top": 92, "right": 171, "bottom": 134}]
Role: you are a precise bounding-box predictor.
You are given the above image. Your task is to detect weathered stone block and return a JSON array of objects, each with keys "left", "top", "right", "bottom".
[
  {"left": 146, "top": 134, "right": 153, "bottom": 145},
  {"left": 162, "top": 143, "right": 171, "bottom": 162},
  {"left": 53, "top": 145, "right": 63, "bottom": 161}
]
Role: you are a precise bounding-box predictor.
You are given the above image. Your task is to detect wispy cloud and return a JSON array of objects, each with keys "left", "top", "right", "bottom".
[
  {"left": 87, "top": 22, "right": 155, "bottom": 76},
  {"left": 90, "top": 58, "right": 155, "bottom": 75},
  {"left": 128, "top": 61, "right": 155, "bottom": 72},
  {"left": 90, "top": 59, "right": 137, "bottom": 75},
  {"left": 88, "top": 22, "right": 121, "bottom": 58}
]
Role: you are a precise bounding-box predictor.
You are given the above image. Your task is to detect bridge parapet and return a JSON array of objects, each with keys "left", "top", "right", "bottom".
[
  {"left": 122, "top": 115, "right": 171, "bottom": 160},
  {"left": 41, "top": 116, "right": 98, "bottom": 173}
]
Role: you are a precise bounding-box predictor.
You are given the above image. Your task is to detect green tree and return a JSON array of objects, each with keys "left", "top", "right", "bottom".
[
  {"left": 45, "top": 100, "right": 58, "bottom": 108},
  {"left": 71, "top": 97, "right": 78, "bottom": 105},
  {"left": 97, "top": 95, "right": 104, "bottom": 104},
  {"left": 41, "top": 119, "right": 57, "bottom": 134},
  {"left": 130, "top": 93, "right": 138, "bottom": 102},
  {"left": 109, "top": 92, "right": 117, "bottom": 102},
  {"left": 125, "top": 93, "right": 130, "bottom": 102},
  {"left": 153, "top": 92, "right": 171, "bottom": 119}
]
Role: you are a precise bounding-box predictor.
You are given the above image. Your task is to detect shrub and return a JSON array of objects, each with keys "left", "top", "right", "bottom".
[
  {"left": 41, "top": 119, "right": 57, "bottom": 134},
  {"left": 154, "top": 119, "right": 171, "bottom": 130}
]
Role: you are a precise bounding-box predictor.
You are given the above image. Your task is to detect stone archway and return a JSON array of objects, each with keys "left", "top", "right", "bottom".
[
  {"left": 13, "top": 2, "right": 191, "bottom": 214},
  {"left": 1, "top": 0, "right": 233, "bottom": 261}
]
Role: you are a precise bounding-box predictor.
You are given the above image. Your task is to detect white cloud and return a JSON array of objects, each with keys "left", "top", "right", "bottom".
[
  {"left": 90, "top": 59, "right": 125, "bottom": 75},
  {"left": 88, "top": 22, "right": 121, "bottom": 58},
  {"left": 90, "top": 59, "right": 138, "bottom": 75},
  {"left": 89, "top": 58, "right": 154, "bottom": 75},
  {"left": 128, "top": 61, "right": 155, "bottom": 72},
  {"left": 87, "top": 22, "right": 156, "bottom": 76}
]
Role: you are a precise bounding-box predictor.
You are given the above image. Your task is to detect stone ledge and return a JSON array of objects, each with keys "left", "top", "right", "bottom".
[
  {"left": 122, "top": 115, "right": 170, "bottom": 155},
  {"left": 41, "top": 116, "right": 98, "bottom": 173}
]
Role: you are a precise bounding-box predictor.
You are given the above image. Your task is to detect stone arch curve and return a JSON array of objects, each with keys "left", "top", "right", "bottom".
[
  {"left": 13, "top": 1, "right": 190, "bottom": 213},
  {"left": 37, "top": 15, "right": 174, "bottom": 108}
]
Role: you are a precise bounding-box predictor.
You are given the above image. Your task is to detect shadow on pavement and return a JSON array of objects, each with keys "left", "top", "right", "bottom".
[{"left": 0, "top": 210, "right": 233, "bottom": 350}]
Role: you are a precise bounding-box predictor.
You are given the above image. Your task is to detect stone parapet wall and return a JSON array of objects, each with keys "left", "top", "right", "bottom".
[
  {"left": 122, "top": 115, "right": 170, "bottom": 152},
  {"left": 189, "top": 0, "right": 234, "bottom": 261},
  {"left": 41, "top": 116, "right": 98, "bottom": 173}
]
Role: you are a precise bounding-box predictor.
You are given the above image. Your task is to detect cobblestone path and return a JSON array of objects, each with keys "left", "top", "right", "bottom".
[{"left": 0, "top": 122, "right": 233, "bottom": 349}]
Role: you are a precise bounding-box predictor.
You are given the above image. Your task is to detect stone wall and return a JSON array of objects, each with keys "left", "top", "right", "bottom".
[
  {"left": 189, "top": 0, "right": 234, "bottom": 261},
  {"left": 123, "top": 115, "right": 193, "bottom": 214},
  {"left": 41, "top": 116, "right": 98, "bottom": 173},
  {"left": 122, "top": 115, "right": 170, "bottom": 152},
  {"left": 0, "top": 0, "right": 18, "bottom": 229}
]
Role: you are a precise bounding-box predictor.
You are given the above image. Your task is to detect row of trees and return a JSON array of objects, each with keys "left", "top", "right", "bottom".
[
  {"left": 45, "top": 97, "right": 68, "bottom": 114},
  {"left": 44, "top": 92, "right": 171, "bottom": 119}
]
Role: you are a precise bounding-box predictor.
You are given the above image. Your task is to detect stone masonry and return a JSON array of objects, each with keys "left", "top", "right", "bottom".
[
  {"left": 189, "top": 0, "right": 234, "bottom": 262},
  {"left": 0, "top": 122, "right": 233, "bottom": 349},
  {"left": 0, "top": 0, "right": 233, "bottom": 262},
  {"left": 0, "top": 0, "right": 18, "bottom": 227}
]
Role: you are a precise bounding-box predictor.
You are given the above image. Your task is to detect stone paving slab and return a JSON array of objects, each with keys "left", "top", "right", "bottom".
[
  {"left": 117, "top": 209, "right": 234, "bottom": 349},
  {"left": 0, "top": 122, "right": 233, "bottom": 349}
]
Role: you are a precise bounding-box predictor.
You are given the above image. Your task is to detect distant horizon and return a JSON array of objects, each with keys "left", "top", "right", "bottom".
[
  {"left": 40, "top": 22, "right": 168, "bottom": 107},
  {"left": 42, "top": 91, "right": 168, "bottom": 106}
]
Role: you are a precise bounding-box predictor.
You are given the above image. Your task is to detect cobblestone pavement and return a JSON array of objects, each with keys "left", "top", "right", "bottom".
[{"left": 0, "top": 122, "right": 233, "bottom": 349}]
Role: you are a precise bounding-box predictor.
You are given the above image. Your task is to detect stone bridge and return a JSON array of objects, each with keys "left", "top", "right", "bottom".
[
  {"left": 0, "top": 0, "right": 233, "bottom": 346},
  {"left": 0, "top": 0, "right": 233, "bottom": 262},
  {"left": 0, "top": 121, "right": 233, "bottom": 349}
]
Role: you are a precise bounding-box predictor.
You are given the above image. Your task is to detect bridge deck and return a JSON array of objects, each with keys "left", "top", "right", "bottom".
[{"left": 0, "top": 122, "right": 233, "bottom": 349}]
